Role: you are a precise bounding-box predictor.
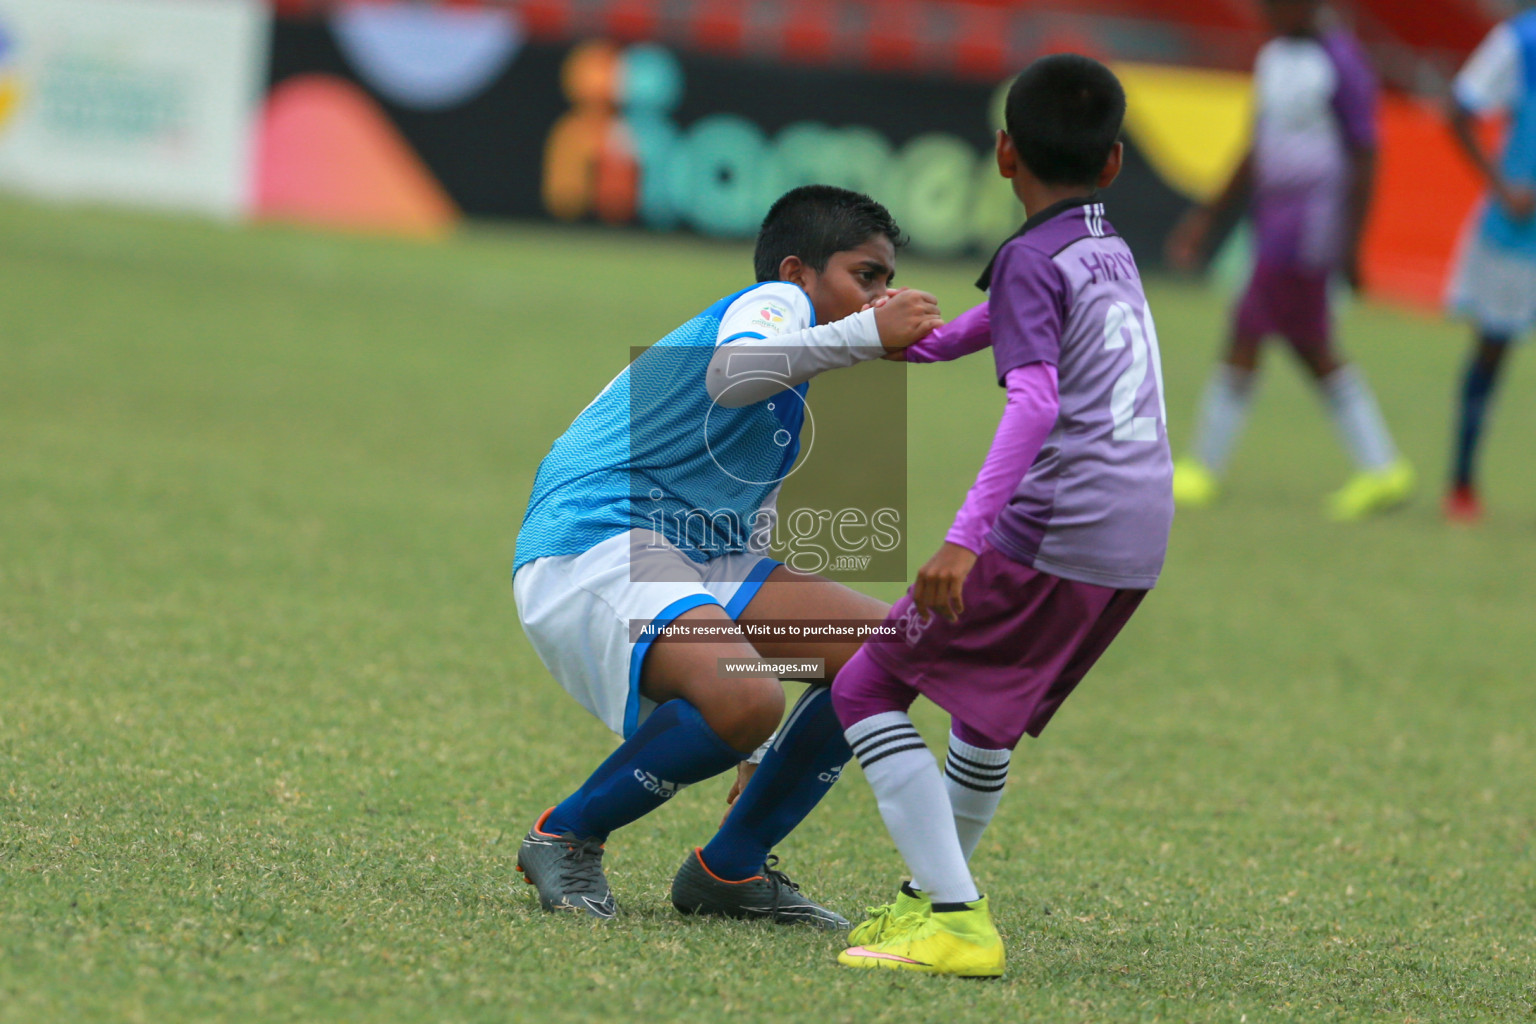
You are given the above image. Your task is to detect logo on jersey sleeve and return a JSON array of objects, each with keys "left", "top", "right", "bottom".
[{"left": 749, "top": 302, "right": 791, "bottom": 334}]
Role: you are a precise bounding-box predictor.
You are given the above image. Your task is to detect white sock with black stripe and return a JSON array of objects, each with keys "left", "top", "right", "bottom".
[
  {"left": 846, "top": 711, "right": 979, "bottom": 905},
  {"left": 943, "top": 731, "right": 1011, "bottom": 861},
  {"left": 1320, "top": 365, "right": 1398, "bottom": 471}
]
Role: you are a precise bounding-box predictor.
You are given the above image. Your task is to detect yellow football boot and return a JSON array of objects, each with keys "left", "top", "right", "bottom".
[
  {"left": 838, "top": 896, "right": 1004, "bottom": 978},
  {"left": 847, "top": 883, "right": 931, "bottom": 946},
  {"left": 1327, "top": 458, "right": 1416, "bottom": 521},
  {"left": 1172, "top": 456, "right": 1220, "bottom": 508}
]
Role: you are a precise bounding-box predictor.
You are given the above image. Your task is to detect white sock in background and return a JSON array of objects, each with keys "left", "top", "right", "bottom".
[
  {"left": 846, "top": 712, "right": 979, "bottom": 905},
  {"left": 1320, "top": 365, "right": 1398, "bottom": 472},
  {"left": 1192, "top": 364, "right": 1256, "bottom": 473},
  {"left": 943, "top": 731, "right": 1011, "bottom": 861}
]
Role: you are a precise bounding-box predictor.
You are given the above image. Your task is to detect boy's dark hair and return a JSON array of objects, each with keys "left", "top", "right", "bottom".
[
  {"left": 753, "top": 185, "right": 907, "bottom": 283},
  {"left": 1004, "top": 54, "right": 1126, "bottom": 187}
]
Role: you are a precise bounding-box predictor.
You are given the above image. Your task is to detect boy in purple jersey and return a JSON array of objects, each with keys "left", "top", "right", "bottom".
[
  {"left": 828, "top": 54, "right": 1173, "bottom": 978},
  {"left": 1167, "top": 0, "right": 1414, "bottom": 520}
]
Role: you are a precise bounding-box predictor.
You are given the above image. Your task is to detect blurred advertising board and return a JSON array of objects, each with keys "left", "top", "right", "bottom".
[
  {"left": 257, "top": 5, "right": 1483, "bottom": 306},
  {"left": 260, "top": 12, "right": 1189, "bottom": 258},
  {"left": 0, "top": 0, "right": 268, "bottom": 218},
  {"left": 0, "top": 0, "right": 1474, "bottom": 307}
]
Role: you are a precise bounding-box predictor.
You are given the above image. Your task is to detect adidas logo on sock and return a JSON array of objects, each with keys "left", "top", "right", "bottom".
[
  {"left": 817, "top": 766, "right": 844, "bottom": 785},
  {"left": 634, "top": 770, "right": 681, "bottom": 800}
]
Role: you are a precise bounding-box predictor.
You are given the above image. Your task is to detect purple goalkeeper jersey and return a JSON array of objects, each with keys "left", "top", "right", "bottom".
[
  {"left": 976, "top": 197, "right": 1173, "bottom": 590},
  {"left": 1250, "top": 29, "right": 1378, "bottom": 270}
]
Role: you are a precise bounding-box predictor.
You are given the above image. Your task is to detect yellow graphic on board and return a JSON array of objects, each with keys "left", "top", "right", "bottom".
[
  {"left": 0, "top": 78, "right": 20, "bottom": 128},
  {"left": 1115, "top": 62, "right": 1252, "bottom": 202}
]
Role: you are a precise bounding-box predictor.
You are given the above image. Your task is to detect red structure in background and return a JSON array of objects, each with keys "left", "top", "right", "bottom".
[
  {"left": 1009, "top": 0, "right": 1256, "bottom": 32},
  {"left": 260, "top": 0, "right": 1504, "bottom": 309},
  {"left": 267, "top": 0, "right": 1498, "bottom": 83},
  {"left": 1350, "top": 0, "right": 1492, "bottom": 59}
]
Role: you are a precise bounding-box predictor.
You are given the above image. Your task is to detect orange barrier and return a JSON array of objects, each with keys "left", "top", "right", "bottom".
[{"left": 1362, "top": 95, "right": 1493, "bottom": 309}]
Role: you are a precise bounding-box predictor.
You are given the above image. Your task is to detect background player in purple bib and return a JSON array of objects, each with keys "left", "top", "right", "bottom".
[
  {"left": 827, "top": 54, "right": 1174, "bottom": 978},
  {"left": 1167, "top": 0, "right": 1414, "bottom": 521}
]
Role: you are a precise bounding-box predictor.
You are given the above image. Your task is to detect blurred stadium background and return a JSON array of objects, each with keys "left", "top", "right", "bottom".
[
  {"left": 4, "top": 2, "right": 1535, "bottom": 1021},
  {"left": 0, "top": 0, "right": 1517, "bottom": 303}
]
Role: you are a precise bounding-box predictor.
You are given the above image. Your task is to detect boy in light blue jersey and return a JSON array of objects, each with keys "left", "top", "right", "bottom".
[
  {"left": 1443, "top": 9, "right": 1536, "bottom": 522},
  {"left": 512, "top": 186, "right": 943, "bottom": 924}
]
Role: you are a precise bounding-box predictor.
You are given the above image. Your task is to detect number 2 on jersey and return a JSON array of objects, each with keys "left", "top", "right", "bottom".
[{"left": 1102, "top": 300, "right": 1167, "bottom": 442}]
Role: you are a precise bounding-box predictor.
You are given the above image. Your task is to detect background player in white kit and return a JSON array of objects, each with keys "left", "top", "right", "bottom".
[{"left": 1168, "top": 0, "right": 1413, "bottom": 520}]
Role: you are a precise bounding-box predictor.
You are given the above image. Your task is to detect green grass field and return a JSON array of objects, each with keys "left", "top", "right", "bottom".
[{"left": 3, "top": 197, "right": 1534, "bottom": 1023}]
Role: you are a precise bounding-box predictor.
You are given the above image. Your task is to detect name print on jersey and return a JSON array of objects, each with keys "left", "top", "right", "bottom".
[{"left": 1079, "top": 250, "right": 1141, "bottom": 286}]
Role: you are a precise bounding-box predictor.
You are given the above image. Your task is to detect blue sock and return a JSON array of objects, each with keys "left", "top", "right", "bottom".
[
  {"left": 699, "top": 686, "right": 850, "bottom": 881},
  {"left": 1454, "top": 344, "right": 1505, "bottom": 487},
  {"left": 544, "top": 699, "right": 744, "bottom": 842}
]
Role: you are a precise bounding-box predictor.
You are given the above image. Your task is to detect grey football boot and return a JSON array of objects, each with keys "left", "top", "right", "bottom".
[
  {"left": 516, "top": 808, "right": 617, "bottom": 919},
  {"left": 671, "top": 848, "right": 849, "bottom": 929}
]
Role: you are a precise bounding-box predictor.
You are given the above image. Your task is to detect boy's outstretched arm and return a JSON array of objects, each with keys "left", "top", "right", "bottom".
[
  {"left": 1449, "top": 99, "right": 1536, "bottom": 221},
  {"left": 894, "top": 302, "right": 992, "bottom": 363},
  {"left": 706, "top": 289, "right": 941, "bottom": 408},
  {"left": 913, "top": 361, "right": 1059, "bottom": 622},
  {"left": 1341, "top": 145, "right": 1377, "bottom": 290},
  {"left": 1331, "top": 49, "right": 1381, "bottom": 292},
  {"left": 1165, "top": 148, "right": 1252, "bottom": 271},
  {"left": 1447, "top": 21, "right": 1535, "bottom": 221}
]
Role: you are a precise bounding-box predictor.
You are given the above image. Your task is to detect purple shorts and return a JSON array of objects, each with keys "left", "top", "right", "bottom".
[
  {"left": 862, "top": 546, "right": 1145, "bottom": 749},
  {"left": 1233, "top": 260, "right": 1332, "bottom": 355}
]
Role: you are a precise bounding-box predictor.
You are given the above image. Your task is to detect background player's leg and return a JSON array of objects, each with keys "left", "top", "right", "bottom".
[
  {"left": 543, "top": 605, "right": 779, "bottom": 841},
  {"left": 698, "top": 569, "right": 888, "bottom": 879},
  {"left": 1175, "top": 341, "right": 1261, "bottom": 509},
  {"left": 1320, "top": 364, "right": 1396, "bottom": 470},
  {"left": 1282, "top": 273, "right": 1413, "bottom": 519},
  {"left": 1308, "top": 355, "right": 1398, "bottom": 474},
  {"left": 1447, "top": 330, "right": 1512, "bottom": 521},
  {"left": 1307, "top": 353, "right": 1413, "bottom": 519},
  {"left": 1284, "top": 267, "right": 1413, "bottom": 515},
  {"left": 1285, "top": 274, "right": 1382, "bottom": 470},
  {"left": 1191, "top": 347, "right": 1261, "bottom": 474},
  {"left": 1175, "top": 270, "right": 1270, "bottom": 508}
]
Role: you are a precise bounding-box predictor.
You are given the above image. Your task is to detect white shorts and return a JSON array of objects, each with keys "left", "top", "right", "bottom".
[
  {"left": 513, "top": 530, "right": 779, "bottom": 738},
  {"left": 1448, "top": 225, "right": 1536, "bottom": 338}
]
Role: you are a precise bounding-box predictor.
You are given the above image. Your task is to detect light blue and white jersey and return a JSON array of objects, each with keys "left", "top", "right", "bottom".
[
  {"left": 1456, "top": 11, "right": 1536, "bottom": 257},
  {"left": 514, "top": 282, "right": 882, "bottom": 573}
]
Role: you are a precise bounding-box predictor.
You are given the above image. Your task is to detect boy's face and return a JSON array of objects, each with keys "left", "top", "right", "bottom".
[
  {"left": 779, "top": 236, "right": 897, "bottom": 324},
  {"left": 1263, "top": 0, "right": 1319, "bottom": 36}
]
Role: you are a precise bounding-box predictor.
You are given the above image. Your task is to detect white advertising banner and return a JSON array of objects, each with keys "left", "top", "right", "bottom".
[{"left": 0, "top": 0, "right": 268, "bottom": 218}]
